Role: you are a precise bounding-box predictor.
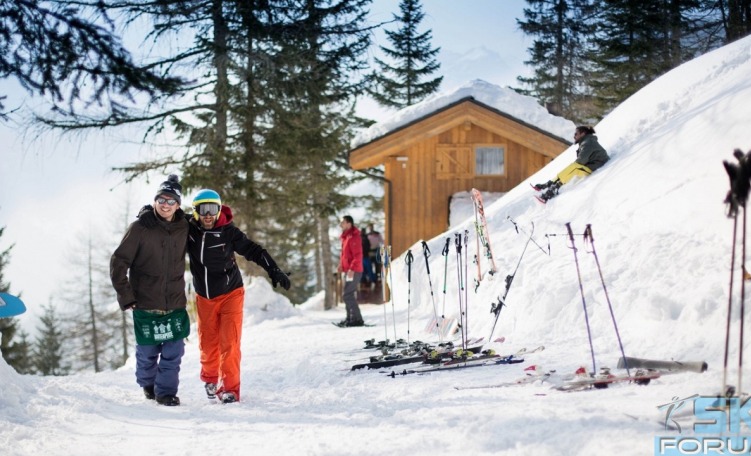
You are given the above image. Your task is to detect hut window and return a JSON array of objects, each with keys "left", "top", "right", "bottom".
[{"left": 475, "top": 146, "right": 505, "bottom": 175}]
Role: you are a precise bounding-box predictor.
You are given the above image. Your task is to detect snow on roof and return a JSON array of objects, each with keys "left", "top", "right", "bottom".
[{"left": 351, "top": 79, "right": 576, "bottom": 148}]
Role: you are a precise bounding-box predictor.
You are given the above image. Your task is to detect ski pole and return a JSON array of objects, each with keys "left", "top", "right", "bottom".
[
  {"left": 508, "top": 216, "right": 548, "bottom": 255},
  {"left": 422, "top": 241, "right": 443, "bottom": 343},
  {"left": 455, "top": 232, "right": 467, "bottom": 350},
  {"left": 566, "top": 222, "right": 597, "bottom": 375},
  {"left": 723, "top": 213, "right": 737, "bottom": 398},
  {"left": 583, "top": 224, "right": 630, "bottom": 377},
  {"left": 740, "top": 206, "right": 747, "bottom": 395},
  {"left": 464, "top": 229, "right": 470, "bottom": 338},
  {"left": 721, "top": 149, "right": 751, "bottom": 398},
  {"left": 406, "top": 249, "right": 414, "bottom": 346},
  {"left": 379, "top": 245, "right": 389, "bottom": 342},
  {"left": 386, "top": 245, "right": 398, "bottom": 344},
  {"left": 441, "top": 237, "right": 450, "bottom": 335},
  {"left": 488, "top": 222, "right": 534, "bottom": 341}
]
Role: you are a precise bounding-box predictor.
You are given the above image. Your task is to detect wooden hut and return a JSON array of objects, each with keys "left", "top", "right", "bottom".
[{"left": 348, "top": 96, "right": 571, "bottom": 257}]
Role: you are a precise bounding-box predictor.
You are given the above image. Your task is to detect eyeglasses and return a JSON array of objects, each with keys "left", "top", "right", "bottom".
[
  {"left": 156, "top": 197, "right": 179, "bottom": 206},
  {"left": 197, "top": 203, "right": 220, "bottom": 216}
]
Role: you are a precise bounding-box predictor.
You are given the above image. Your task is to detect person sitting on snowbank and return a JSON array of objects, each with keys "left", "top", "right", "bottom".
[{"left": 533, "top": 125, "right": 610, "bottom": 202}]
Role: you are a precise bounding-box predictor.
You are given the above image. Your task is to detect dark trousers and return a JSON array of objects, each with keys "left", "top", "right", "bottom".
[
  {"left": 343, "top": 272, "right": 363, "bottom": 323},
  {"left": 135, "top": 339, "right": 185, "bottom": 397}
]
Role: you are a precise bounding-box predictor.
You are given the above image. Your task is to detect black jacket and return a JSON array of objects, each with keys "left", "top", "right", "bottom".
[
  {"left": 575, "top": 134, "right": 609, "bottom": 172},
  {"left": 188, "top": 205, "right": 273, "bottom": 299},
  {"left": 111, "top": 208, "right": 189, "bottom": 311}
]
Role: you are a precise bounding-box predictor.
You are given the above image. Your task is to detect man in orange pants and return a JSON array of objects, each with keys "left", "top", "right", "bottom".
[{"left": 188, "top": 189, "right": 290, "bottom": 403}]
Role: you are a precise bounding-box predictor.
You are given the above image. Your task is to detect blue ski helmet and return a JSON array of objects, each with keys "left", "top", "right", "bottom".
[{"left": 192, "top": 189, "right": 222, "bottom": 220}]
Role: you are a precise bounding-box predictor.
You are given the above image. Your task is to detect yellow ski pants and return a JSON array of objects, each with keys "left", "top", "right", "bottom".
[{"left": 556, "top": 162, "right": 593, "bottom": 184}]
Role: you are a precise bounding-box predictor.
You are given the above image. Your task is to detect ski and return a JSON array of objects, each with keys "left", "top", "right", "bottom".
[
  {"left": 617, "top": 356, "right": 708, "bottom": 374},
  {"left": 471, "top": 188, "right": 498, "bottom": 288},
  {"left": 387, "top": 346, "right": 542, "bottom": 377},
  {"left": 423, "top": 315, "right": 459, "bottom": 339},
  {"left": 555, "top": 367, "right": 661, "bottom": 392},
  {"left": 332, "top": 321, "right": 375, "bottom": 328},
  {"left": 387, "top": 353, "right": 524, "bottom": 377},
  {"left": 351, "top": 341, "right": 485, "bottom": 371},
  {"left": 454, "top": 364, "right": 554, "bottom": 390}
]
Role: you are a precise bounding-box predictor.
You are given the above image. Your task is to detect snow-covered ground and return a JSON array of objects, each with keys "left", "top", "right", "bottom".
[{"left": 4, "top": 35, "right": 751, "bottom": 456}]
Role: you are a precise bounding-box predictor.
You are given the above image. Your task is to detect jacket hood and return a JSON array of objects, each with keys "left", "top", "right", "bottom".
[{"left": 214, "top": 205, "right": 233, "bottom": 228}]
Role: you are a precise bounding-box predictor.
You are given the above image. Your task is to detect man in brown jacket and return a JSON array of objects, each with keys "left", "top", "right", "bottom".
[{"left": 110, "top": 175, "right": 189, "bottom": 406}]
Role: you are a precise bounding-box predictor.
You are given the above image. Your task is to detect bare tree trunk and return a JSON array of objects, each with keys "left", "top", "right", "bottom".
[
  {"left": 87, "top": 234, "right": 100, "bottom": 373},
  {"left": 318, "top": 214, "right": 335, "bottom": 310},
  {"left": 314, "top": 222, "right": 323, "bottom": 292},
  {"left": 212, "top": 0, "right": 229, "bottom": 176}
]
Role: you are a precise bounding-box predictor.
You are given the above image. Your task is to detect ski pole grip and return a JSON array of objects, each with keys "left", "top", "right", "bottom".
[
  {"left": 406, "top": 250, "right": 413, "bottom": 282},
  {"left": 421, "top": 241, "right": 431, "bottom": 273}
]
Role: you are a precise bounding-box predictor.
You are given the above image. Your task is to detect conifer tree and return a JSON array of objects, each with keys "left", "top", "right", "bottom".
[
  {"left": 0, "top": 0, "right": 183, "bottom": 120},
  {"left": 588, "top": 0, "right": 707, "bottom": 114},
  {"left": 262, "top": 0, "right": 372, "bottom": 307},
  {"left": 517, "top": 0, "right": 598, "bottom": 123},
  {"left": 725, "top": 0, "right": 751, "bottom": 41},
  {"left": 368, "top": 0, "right": 442, "bottom": 109},
  {"left": 33, "top": 304, "right": 69, "bottom": 376},
  {"left": 0, "top": 224, "right": 30, "bottom": 373},
  {"left": 5, "top": 329, "right": 34, "bottom": 374}
]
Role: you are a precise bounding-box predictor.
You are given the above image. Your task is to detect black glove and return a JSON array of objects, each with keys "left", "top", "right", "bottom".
[
  {"left": 137, "top": 205, "right": 158, "bottom": 229},
  {"left": 269, "top": 268, "right": 291, "bottom": 290},
  {"left": 258, "top": 250, "right": 290, "bottom": 290}
]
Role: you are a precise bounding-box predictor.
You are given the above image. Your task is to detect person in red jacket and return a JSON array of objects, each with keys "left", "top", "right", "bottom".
[{"left": 337, "top": 215, "right": 364, "bottom": 327}]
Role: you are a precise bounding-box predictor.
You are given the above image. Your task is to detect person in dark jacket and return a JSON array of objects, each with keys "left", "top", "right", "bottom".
[
  {"left": 532, "top": 125, "right": 610, "bottom": 202},
  {"left": 110, "top": 174, "right": 189, "bottom": 406},
  {"left": 138, "top": 189, "right": 290, "bottom": 403},
  {"left": 188, "top": 189, "right": 289, "bottom": 403}
]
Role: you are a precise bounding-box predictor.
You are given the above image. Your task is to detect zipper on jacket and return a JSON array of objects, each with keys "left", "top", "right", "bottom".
[{"left": 200, "top": 231, "right": 211, "bottom": 299}]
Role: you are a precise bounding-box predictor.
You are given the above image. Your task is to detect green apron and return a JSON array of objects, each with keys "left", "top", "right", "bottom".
[{"left": 132, "top": 309, "right": 190, "bottom": 345}]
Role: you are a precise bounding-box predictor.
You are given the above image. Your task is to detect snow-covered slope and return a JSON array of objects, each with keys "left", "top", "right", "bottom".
[{"left": 3, "top": 36, "right": 751, "bottom": 456}]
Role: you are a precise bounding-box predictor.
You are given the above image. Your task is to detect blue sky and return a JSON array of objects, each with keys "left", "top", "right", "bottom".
[{"left": 0, "top": 0, "right": 529, "bottom": 324}]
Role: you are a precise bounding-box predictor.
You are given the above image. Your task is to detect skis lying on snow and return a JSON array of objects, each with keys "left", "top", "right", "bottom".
[
  {"left": 387, "top": 346, "right": 543, "bottom": 377},
  {"left": 617, "top": 356, "right": 708, "bottom": 374},
  {"left": 454, "top": 364, "right": 554, "bottom": 390},
  {"left": 351, "top": 339, "right": 485, "bottom": 371},
  {"left": 555, "top": 367, "right": 660, "bottom": 392},
  {"left": 332, "top": 321, "right": 376, "bottom": 328}
]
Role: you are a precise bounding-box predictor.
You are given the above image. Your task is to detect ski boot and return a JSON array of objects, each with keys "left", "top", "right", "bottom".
[
  {"left": 531, "top": 180, "right": 556, "bottom": 191},
  {"left": 205, "top": 382, "right": 217, "bottom": 399},
  {"left": 537, "top": 182, "right": 562, "bottom": 202},
  {"left": 220, "top": 392, "right": 237, "bottom": 404}
]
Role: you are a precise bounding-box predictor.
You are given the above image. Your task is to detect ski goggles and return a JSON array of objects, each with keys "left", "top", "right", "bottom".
[
  {"left": 156, "top": 197, "right": 179, "bottom": 206},
  {"left": 196, "top": 203, "right": 220, "bottom": 216}
]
